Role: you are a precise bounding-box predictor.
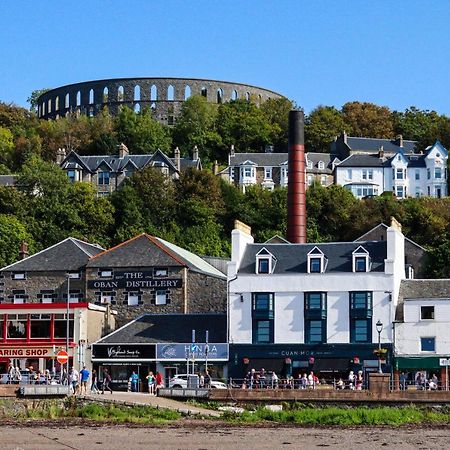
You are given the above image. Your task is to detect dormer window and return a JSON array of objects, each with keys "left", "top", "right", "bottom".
[
  {"left": 256, "top": 248, "right": 276, "bottom": 274},
  {"left": 318, "top": 161, "right": 325, "bottom": 170},
  {"left": 307, "top": 160, "right": 313, "bottom": 169},
  {"left": 307, "top": 247, "right": 327, "bottom": 274},
  {"left": 352, "top": 246, "right": 370, "bottom": 272}
]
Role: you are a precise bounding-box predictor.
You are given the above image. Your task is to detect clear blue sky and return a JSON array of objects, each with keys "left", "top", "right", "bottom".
[{"left": 1, "top": 0, "right": 449, "bottom": 115}]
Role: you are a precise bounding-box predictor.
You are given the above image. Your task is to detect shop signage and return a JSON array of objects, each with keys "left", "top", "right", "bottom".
[
  {"left": 88, "top": 271, "right": 182, "bottom": 290},
  {"left": 156, "top": 343, "right": 229, "bottom": 360},
  {"left": 439, "top": 358, "right": 450, "bottom": 366},
  {"left": 92, "top": 344, "right": 156, "bottom": 360},
  {"left": 0, "top": 348, "right": 51, "bottom": 357}
]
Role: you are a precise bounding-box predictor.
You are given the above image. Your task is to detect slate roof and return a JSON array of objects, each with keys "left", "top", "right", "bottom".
[
  {"left": 87, "top": 234, "right": 226, "bottom": 279},
  {"left": 229, "top": 152, "right": 288, "bottom": 167},
  {"left": 238, "top": 241, "right": 387, "bottom": 274},
  {"left": 96, "top": 313, "right": 227, "bottom": 344},
  {"left": 306, "top": 153, "right": 333, "bottom": 174},
  {"left": 0, "top": 175, "right": 17, "bottom": 186},
  {"left": 0, "top": 238, "right": 104, "bottom": 272},
  {"left": 346, "top": 137, "right": 417, "bottom": 154},
  {"left": 337, "top": 154, "right": 387, "bottom": 168},
  {"left": 395, "top": 279, "right": 450, "bottom": 321},
  {"left": 62, "top": 150, "right": 199, "bottom": 173}
]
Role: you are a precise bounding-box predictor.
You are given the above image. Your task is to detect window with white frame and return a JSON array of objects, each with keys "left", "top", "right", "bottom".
[
  {"left": 68, "top": 291, "right": 82, "bottom": 303},
  {"left": 352, "top": 246, "right": 370, "bottom": 272},
  {"left": 415, "top": 169, "right": 420, "bottom": 180},
  {"left": 12, "top": 290, "right": 26, "bottom": 304},
  {"left": 420, "top": 306, "right": 434, "bottom": 320},
  {"left": 41, "top": 292, "right": 54, "bottom": 304},
  {"left": 395, "top": 185, "right": 405, "bottom": 198},
  {"left": 243, "top": 166, "right": 254, "bottom": 178},
  {"left": 127, "top": 291, "right": 140, "bottom": 306},
  {"left": 307, "top": 247, "right": 326, "bottom": 273},
  {"left": 307, "top": 175, "right": 313, "bottom": 186},
  {"left": 155, "top": 290, "right": 167, "bottom": 305},
  {"left": 362, "top": 169, "right": 373, "bottom": 180},
  {"left": 264, "top": 167, "right": 272, "bottom": 180},
  {"left": 100, "top": 291, "right": 115, "bottom": 304},
  {"left": 435, "top": 168, "right": 442, "bottom": 179},
  {"left": 99, "top": 270, "right": 113, "bottom": 278},
  {"left": 318, "top": 161, "right": 325, "bottom": 170},
  {"left": 154, "top": 268, "right": 168, "bottom": 277},
  {"left": 12, "top": 272, "right": 26, "bottom": 280},
  {"left": 307, "top": 160, "right": 313, "bottom": 169},
  {"left": 67, "top": 271, "right": 81, "bottom": 279},
  {"left": 98, "top": 171, "right": 110, "bottom": 185},
  {"left": 256, "top": 248, "right": 276, "bottom": 274},
  {"left": 321, "top": 175, "right": 327, "bottom": 186}
]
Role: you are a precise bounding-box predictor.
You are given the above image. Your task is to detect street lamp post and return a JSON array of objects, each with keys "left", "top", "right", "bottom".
[
  {"left": 66, "top": 273, "right": 70, "bottom": 353},
  {"left": 376, "top": 320, "right": 383, "bottom": 374}
]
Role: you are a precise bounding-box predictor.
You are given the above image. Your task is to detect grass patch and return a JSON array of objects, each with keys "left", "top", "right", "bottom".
[{"left": 222, "top": 406, "right": 450, "bottom": 426}]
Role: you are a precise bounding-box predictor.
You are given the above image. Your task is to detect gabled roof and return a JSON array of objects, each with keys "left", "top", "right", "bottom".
[
  {"left": 229, "top": 152, "right": 288, "bottom": 167},
  {"left": 0, "top": 238, "right": 104, "bottom": 272},
  {"left": 346, "top": 136, "right": 417, "bottom": 154},
  {"left": 147, "top": 149, "right": 178, "bottom": 172},
  {"left": 425, "top": 140, "right": 448, "bottom": 158},
  {"left": 238, "top": 241, "right": 387, "bottom": 274},
  {"left": 337, "top": 154, "right": 387, "bottom": 168},
  {"left": 353, "top": 245, "right": 369, "bottom": 254},
  {"left": 94, "top": 313, "right": 227, "bottom": 344},
  {"left": 306, "top": 153, "right": 333, "bottom": 174},
  {"left": 264, "top": 235, "right": 290, "bottom": 244},
  {"left": 87, "top": 234, "right": 226, "bottom": 279}
]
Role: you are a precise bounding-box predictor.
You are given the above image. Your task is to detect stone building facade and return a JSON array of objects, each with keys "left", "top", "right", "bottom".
[
  {"left": 85, "top": 234, "right": 227, "bottom": 326},
  {"left": 37, "top": 77, "right": 284, "bottom": 126}
]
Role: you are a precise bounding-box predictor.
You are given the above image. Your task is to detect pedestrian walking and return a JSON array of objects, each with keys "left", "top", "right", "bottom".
[
  {"left": 68, "top": 367, "right": 79, "bottom": 394},
  {"left": 79, "top": 366, "right": 90, "bottom": 394},
  {"left": 146, "top": 371, "right": 155, "bottom": 394},
  {"left": 91, "top": 370, "right": 100, "bottom": 394},
  {"left": 102, "top": 368, "right": 113, "bottom": 394},
  {"left": 129, "top": 371, "right": 139, "bottom": 392}
]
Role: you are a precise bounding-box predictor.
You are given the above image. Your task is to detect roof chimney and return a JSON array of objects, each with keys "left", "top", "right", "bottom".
[
  {"left": 19, "top": 241, "right": 29, "bottom": 260},
  {"left": 192, "top": 145, "right": 199, "bottom": 161},
  {"left": 343, "top": 131, "right": 348, "bottom": 145},
  {"left": 396, "top": 134, "right": 403, "bottom": 148},
  {"left": 56, "top": 148, "right": 66, "bottom": 165},
  {"left": 213, "top": 160, "right": 219, "bottom": 175},
  {"left": 174, "top": 147, "right": 181, "bottom": 171},
  {"left": 378, "top": 145, "right": 384, "bottom": 159},
  {"left": 118, "top": 143, "right": 129, "bottom": 158},
  {"left": 287, "top": 110, "right": 307, "bottom": 244}
]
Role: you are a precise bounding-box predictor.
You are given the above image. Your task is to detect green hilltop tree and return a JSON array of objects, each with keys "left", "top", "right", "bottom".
[{"left": 0, "top": 214, "right": 34, "bottom": 267}]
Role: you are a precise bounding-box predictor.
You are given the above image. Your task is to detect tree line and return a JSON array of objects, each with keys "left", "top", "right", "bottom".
[{"left": 0, "top": 96, "right": 449, "bottom": 277}]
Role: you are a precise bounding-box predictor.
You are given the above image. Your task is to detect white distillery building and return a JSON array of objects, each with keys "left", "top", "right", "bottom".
[
  {"left": 334, "top": 141, "right": 448, "bottom": 199},
  {"left": 394, "top": 279, "right": 450, "bottom": 387},
  {"left": 227, "top": 219, "right": 407, "bottom": 379}
]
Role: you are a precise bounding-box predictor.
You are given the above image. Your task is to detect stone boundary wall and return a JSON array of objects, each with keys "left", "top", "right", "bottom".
[{"left": 37, "top": 77, "right": 284, "bottom": 124}]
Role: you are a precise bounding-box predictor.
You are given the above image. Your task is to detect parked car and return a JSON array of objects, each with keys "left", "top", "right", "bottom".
[{"left": 169, "top": 374, "right": 227, "bottom": 389}]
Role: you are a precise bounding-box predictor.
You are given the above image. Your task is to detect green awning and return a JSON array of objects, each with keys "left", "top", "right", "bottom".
[{"left": 395, "top": 357, "right": 442, "bottom": 370}]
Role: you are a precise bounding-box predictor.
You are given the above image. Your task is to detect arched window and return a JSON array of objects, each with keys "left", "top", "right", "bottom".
[
  {"left": 201, "top": 87, "right": 207, "bottom": 98},
  {"left": 150, "top": 102, "right": 156, "bottom": 110},
  {"left": 48, "top": 99, "right": 52, "bottom": 113},
  {"left": 55, "top": 96, "right": 60, "bottom": 111},
  {"left": 65, "top": 93, "right": 70, "bottom": 108},
  {"left": 134, "top": 103, "right": 140, "bottom": 113},
  {"left": 246, "top": 92, "right": 250, "bottom": 101},
  {"left": 103, "top": 87, "right": 109, "bottom": 103},
  {"left": 118, "top": 86, "right": 124, "bottom": 102},
  {"left": 134, "top": 85, "right": 141, "bottom": 101},
  {"left": 167, "top": 85, "right": 174, "bottom": 101},
  {"left": 76, "top": 91, "right": 81, "bottom": 106},
  {"left": 217, "top": 88, "right": 223, "bottom": 104},
  {"left": 150, "top": 85, "right": 157, "bottom": 101},
  {"left": 42, "top": 102, "right": 46, "bottom": 115},
  {"left": 89, "top": 89, "right": 94, "bottom": 104},
  {"left": 231, "top": 89, "right": 238, "bottom": 101},
  {"left": 184, "top": 85, "right": 191, "bottom": 100},
  {"left": 38, "top": 105, "right": 41, "bottom": 116}
]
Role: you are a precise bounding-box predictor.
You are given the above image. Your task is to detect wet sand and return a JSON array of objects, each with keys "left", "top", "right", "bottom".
[{"left": 1, "top": 424, "right": 449, "bottom": 449}]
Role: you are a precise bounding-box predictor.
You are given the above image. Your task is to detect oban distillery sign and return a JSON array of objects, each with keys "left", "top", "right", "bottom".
[{"left": 88, "top": 271, "right": 183, "bottom": 289}]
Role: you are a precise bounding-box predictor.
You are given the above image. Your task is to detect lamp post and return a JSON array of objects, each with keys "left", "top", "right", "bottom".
[
  {"left": 66, "top": 273, "right": 70, "bottom": 354},
  {"left": 376, "top": 320, "right": 383, "bottom": 374}
]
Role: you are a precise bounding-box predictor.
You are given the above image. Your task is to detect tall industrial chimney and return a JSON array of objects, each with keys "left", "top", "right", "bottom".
[{"left": 287, "top": 110, "right": 307, "bottom": 243}]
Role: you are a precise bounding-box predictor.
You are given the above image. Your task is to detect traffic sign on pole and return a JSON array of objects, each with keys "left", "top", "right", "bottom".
[{"left": 56, "top": 350, "right": 69, "bottom": 365}]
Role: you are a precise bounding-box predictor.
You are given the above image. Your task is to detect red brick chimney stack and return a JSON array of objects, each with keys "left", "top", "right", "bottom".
[{"left": 287, "top": 110, "right": 307, "bottom": 244}]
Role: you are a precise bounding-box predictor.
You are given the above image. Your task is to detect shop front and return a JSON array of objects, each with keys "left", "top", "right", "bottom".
[
  {"left": 229, "top": 343, "right": 393, "bottom": 384},
  {"left": 91, "top": 343, "right": 156, "bottom": 391},
  {"left": 394, "top": 356, "right": 450, "bottom": 389}
]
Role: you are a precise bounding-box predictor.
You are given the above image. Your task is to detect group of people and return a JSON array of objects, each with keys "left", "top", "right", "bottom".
[
  {"left": 67, "top": 366, "right": 112, "bottom": 395},
  {"left": 335, "top": 370, "right": 364, "bottom": 390},
  {"left": 7, "top": 364, "right": 54, "bottom": 385},
  {"left": 242, "top": 369, "right": 323, "bottom": 390},
  {"left": 129, "top": 370, "right": 163, "bottom": 394}
]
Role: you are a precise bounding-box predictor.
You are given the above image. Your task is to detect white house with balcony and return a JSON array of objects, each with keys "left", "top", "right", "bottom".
[
  {"left": 335, "top": 141, "right": 448, "bottom": 199},
  {"left": 227, "top": 219, "right": 406, "bottom": 379}
]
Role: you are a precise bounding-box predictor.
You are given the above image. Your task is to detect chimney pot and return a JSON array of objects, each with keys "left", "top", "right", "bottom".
[
  {"left": 19, "top": 241, "right": 29, "bottom": 260},
  {"left": 174, "top": 147, "right": 181, "bottom": 171},
  {"left": 118, "top": 143, "right": 129, "bottom": 158},
  {"left": 192, "top": 145, "right": 199, "bottom": 161}
]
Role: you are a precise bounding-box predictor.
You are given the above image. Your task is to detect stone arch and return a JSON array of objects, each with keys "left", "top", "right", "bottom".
[
  {"left": 151, "top": 102, "right": 156, "bottom": 110},
  {"left": 201, "top": 87, "right": 207, "bottom": 98},
  {"left": 103, "top": 87, "right": 109, "bottom": 103},
  {"left": 55, "top": 96, "right": 60, "bottom": 111},
  {"left": 65, "top": 93, "right": 70, "bottom": 108},
  {"left": 42, "top": 102, "right": 46, "bottom": 115},
  {"left": 231, "top": 89, "right": 238, "bottom": 101},
  {"left": 76, "top": 91, "right": 81, "bottom": 106},
  {"left": 167, "top": 85, "right": 174, "bottom": 101},
  {"left": 134, "top": 103, "right": 141, "bottom": 113},
  {"left": 134, "top": 85, "right": 141, "bottom": 101},
  {"left": 47, "top": 99, "right": 52, "bottom": 113},
  {"left": 184, "top": 85, "right": 191, "bottom": 100},
  {"left": 150, "top": 85, "right": 157, "bottom": 101},
  {"left": 89, "top": 89, "right": 94, "bottom": 104},
  {"left": 118, "top": 85, "right": 124, "bottom": 102},
  {"left": 246, "top": 92, "right": 250, "bottom": 101},
  {"left": 217, "top": 88, "right": 224, "bottom": 104},
  {"left": 88, "top": 106, "right": 94, "bottom": 117},
  {"left": 38, "top": 104, "right": 41, "bottom": 116}
]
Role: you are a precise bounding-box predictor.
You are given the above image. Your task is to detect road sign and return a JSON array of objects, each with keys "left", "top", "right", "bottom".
[{"left": 56, "top": 350, "right": 69, "bottom": 365}]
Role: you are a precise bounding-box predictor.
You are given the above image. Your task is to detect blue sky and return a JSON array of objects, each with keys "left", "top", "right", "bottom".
[{"left": 1, "top": 0, "right": 449, "bottom": 114}]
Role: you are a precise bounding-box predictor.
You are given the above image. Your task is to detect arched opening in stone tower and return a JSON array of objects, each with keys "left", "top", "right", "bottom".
[
  {"left": 167, "top": 85, "right": 174, "bottom": 101},
  {"left": 184, "top": 85, "right": 191, "bottom": 100}
]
